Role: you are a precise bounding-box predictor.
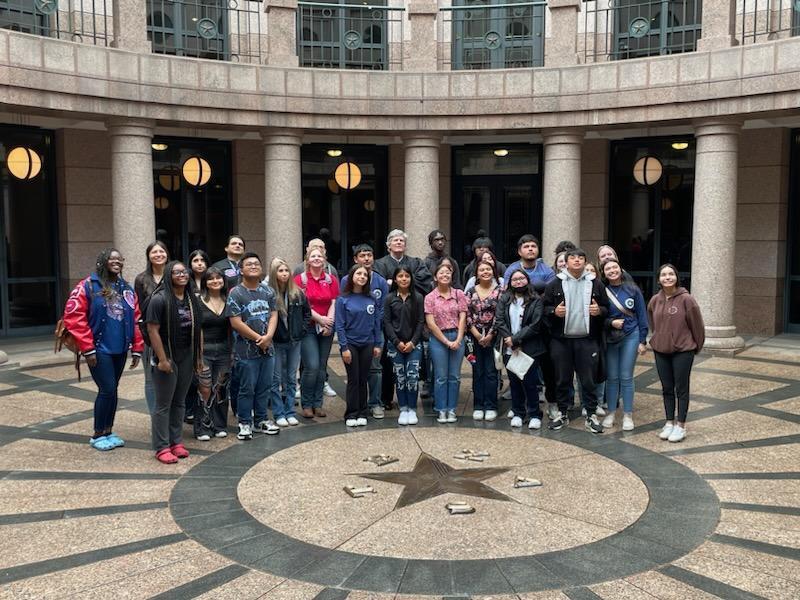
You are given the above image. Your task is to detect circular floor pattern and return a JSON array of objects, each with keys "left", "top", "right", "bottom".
[{"left": 171, "top": 420, "right": 721, "bottom": 596}]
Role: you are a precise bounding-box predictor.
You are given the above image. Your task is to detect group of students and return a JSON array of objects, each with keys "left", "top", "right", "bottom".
[{"left": 62, "top": 226, "right": 705, "bottom": 463}]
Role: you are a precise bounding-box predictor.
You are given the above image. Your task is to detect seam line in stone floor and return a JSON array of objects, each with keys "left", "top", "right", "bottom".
[
  {"left": 720, "top": 501, "right": 800, "bottom": 516},
  {"left": 711, "top": 533, "right": 800, "bottom": 561},
  {"left": 148, "top": 563, "right": 250, "bottom": 600},
  {"left": 690, "top": 365, "right": 800, "bottom": 386},
  {"left": 658, "top": 565, "right": 768, "bottom": 600},
  {"left": 0, "top": 501, "right": 169, "bottom": 525},
  {"left": 311, "top": 588, "right": 350, "bottom": 600},
  {"left": 0, "top": 532, "right": 188, "bottom": 584},
  {"left": 702, "top": 471, "right": 800, "bottom": 479},
  {"left": 661, "top": 432, "right": 800, "bottom": 457},
  {"left": 563, "top": 586, "right": 604, "bottom": 600},
  {"left": 0, "top": 469, "right": 179, "bottom": 480}
]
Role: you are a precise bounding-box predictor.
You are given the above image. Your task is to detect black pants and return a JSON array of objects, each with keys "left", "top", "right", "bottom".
[
  {"left": 550, "top": 337, "right": 600, "bottom": 416},
  {"left": 151, "top": 353, "right": 194, "bottom": 452},
  {"left": 345, "top": 344, "right": 373, "bottom": 420},
  {"left": 538, "top": 350, "right": 557, "bottom": 405},
  {"left": 654, "top": 350, "right": 694, "bottom": 423},
  {"left": 380, "top": 341, "right": 395, "bottom": 408}
]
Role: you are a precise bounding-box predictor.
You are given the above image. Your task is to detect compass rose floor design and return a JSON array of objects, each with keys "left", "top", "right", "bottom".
[{"left": 0, "top": 344, "right": 800, "bottom": 598}]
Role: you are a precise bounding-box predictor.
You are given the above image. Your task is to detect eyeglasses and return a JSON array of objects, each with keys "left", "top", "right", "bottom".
[
  {"left": 173, "top": 270, "right": 189, "bottom": 276},
  {"left": 242, "top": 262, "right": 261, "bottom": 268}
]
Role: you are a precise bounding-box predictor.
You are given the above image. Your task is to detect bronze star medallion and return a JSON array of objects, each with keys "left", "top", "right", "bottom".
[{"left": 357, "top": 452, "right": 512, "bottom": 509}]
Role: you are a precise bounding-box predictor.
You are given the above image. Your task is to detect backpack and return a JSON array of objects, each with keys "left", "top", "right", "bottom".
[
  {"left": 300, "top": 271, "right": 332, "bottom": 287},
  {"left": 138, "top": 279, "right": 164, "bottom": 347},
  {"left": 54, "top": 279, "right": 91, "bottom": 381}
]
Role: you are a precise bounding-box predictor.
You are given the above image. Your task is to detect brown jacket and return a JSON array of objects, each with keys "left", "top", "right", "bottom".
[{"left": 647, "top": 288, "right": 705, "bottom": 354}]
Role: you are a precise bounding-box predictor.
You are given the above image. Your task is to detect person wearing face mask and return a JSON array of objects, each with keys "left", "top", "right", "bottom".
[
  {"left": 494, "top": 269, "right": 547, "bottom": 429},
  {"left": 424, "top": 230, "right": 462, "bottom": 290}
]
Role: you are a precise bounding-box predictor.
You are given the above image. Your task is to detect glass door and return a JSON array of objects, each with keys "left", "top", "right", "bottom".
[{"left": 786, "top": 130, "right": 800, "bottom": 333}]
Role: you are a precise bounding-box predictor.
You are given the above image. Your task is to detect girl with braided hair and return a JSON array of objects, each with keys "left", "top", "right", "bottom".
[{"left": 62, "top": 248, "right": 144, "bottom": 451}]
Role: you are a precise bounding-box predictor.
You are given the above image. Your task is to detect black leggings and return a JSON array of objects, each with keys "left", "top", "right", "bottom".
[
  {"left": 344, "top": 344, "right": 373, "bottom": 420},
  {"left": 653, "top": 350, "right": 695, "bottom": 423}
]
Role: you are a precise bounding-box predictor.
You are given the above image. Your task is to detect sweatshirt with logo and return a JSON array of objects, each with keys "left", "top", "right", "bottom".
[
  {"left": 334, "top": 293, "right": 382, "bottom": 350},
  {"left": 647, "top": 287, "right": 705, "bottom": 354}
]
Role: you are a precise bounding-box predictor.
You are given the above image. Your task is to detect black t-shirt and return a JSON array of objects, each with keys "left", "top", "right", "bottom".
[
  {"left": 200, "top": 301, "right": 230, "bottom": 347},
  {"left": 145, "top": 291, "right": 194, "bottom": 360}
]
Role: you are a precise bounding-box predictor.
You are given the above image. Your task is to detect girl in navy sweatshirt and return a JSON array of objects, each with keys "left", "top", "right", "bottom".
[{"left": 335, "top": 265, "right": 382, "bottom": 427}]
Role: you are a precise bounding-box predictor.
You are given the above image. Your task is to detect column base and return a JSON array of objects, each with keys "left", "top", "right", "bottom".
[
  {"left": 702, "top": 330, "right": 745, "bottom": 356},
  {"left": 0, "top": 350, "right": 7, "bottom": 365}
]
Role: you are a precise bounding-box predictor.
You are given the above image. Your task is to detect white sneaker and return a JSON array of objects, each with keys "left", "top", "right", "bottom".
[
  {"left": 371, "top": 405, "right": 385, "bottom": 419},
  {"left": 547, "top": 404, "right": 559, "bottom": 420},
  {"left": 196, "top": 434, "right": 211, "bottom": 441},
  {"left": 287, "top": 416, "right": 299, "bottom": 426},
  {"left": 510, "top": 416, "right": 523, "bottom": 428},
  {"left": 595, "top": 405, "right": 607, "bottom": 417},
  {"left": 528, "top": 418, "right": 542, "bottom": 430},
  {"left": 437, "top": 411, "right": 448, "bottom": 423},
  {"left": 276, "top": 417, "right": 289, "bottom": 427},
  {"left": 346, "top": 418, "right": 358, "bottom": 427},
  {"left": 237, "top": 423, "right": 252, "bottom": 440},
  {"left": 407, "top": 410, "right": 418, "bottom": 425},
  {"left": 622, "top": 414, "right": 634, "bottom": 431},
  {"left": 398, "top": 409, "right": 409, "bottom": 426},
  {"left": 659, "top": 423, "right": 674, "bottom": 440},
  {"left": 507, "top": 409, "right": 514, "bottom": 418},
  {"left": 602, "top": 414, "right": 615, "bottom": 428},
  {"left": 323, "top": 382, "right": 337, "bottom": 397},
  {"left": 668, "top": 425, "right": 686, "bottom": 443},
  {"left": 256, "top": 420, "right": 280, "bottom": 435},
  {"left": 484, "top": 410, "right": 497, "bottom": 422},
  {"left": 473, "top": 410, "right": 484, "bottom": 421},
  {"left": 294, "top": 388, "right": 301, "bottom": 400},
  {"left": 357, "top": 417, "right": 368, "bottom": 427},
  {"left": 502, "top": 388, "right": 512, "bottom": 400},
  {"left": 446, "top": 410, "right": 457, "bottom": 423},
  {"left": 581, "top": 407, "right": 588, "bottom": 417},
  {"left": 214, "top": 430, "right": 228, "bottom": 438}
]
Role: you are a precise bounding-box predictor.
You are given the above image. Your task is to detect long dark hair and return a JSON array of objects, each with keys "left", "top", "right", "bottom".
[
  {"left": 342, "top": 264, "right": 371, "bottom": 296},
  {"left": 389, "top": 265, "right": 418, "bottom": 314},
  {"left": 474, "top": 256, "right": 499, "bottom": 283},
  {"left": 188, "top": 249, "right": 210, "bottom": 275},
  {"left": 158, "top": 260, "right": 201, "bottom": 360},
  {"left": 600, "top": 258, "right": 640, "bottom": 295},
  {"left": 201, "top": 267, "right": 227, "bottom": 302},
  {"left": 94, "top": 247, "right": 123, "bottom": 299},
  {"left": 657, "top": 263, "right": 682, "bottom": 288},
  {"left": 144, "top": 241, "right": 170, "bottom": 275},
  {"left": 503, "top": 268, "right": 536, "bottom": 305}
]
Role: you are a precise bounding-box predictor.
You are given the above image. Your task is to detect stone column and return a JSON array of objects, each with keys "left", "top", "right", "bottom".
[
  {"left": 542, "top": 130, "right": 583, "bottom": 253},
  {"left": 405, "top": 0, "right": 438, "bottom": 71},
  {"left": 545, "top": 0, "right": 580, "bottom": 67},
  {"left": 262, "top": 130, "right": 303, "bottom": 267},
  {"left": 690, "top": 119, "right": 744, "bottom": 353},
  {"left": 696, "top": 0, "right": 737, "bottom": 51},
  {"left": 403, "top": 135, "right": 440, "bottom": 258},
  {"left": 265, "top": 0, "right": 299, "bottom": 67},
  {"left": 107, "top": 119, "right": 155, "bottom": 277},
  {"left": 111, "top": 0, "right": 150, "bottom": 53}
]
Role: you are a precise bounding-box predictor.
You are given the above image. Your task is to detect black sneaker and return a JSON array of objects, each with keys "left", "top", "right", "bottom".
[
  {"left": 585, "top": 414, "right": 604, "bottom": 434},
  {"left": 255, "top": 420, "right": 280, "bottom": 435},
  {"left": 548, "top": 411, "right": 567, "bottom": 431}
]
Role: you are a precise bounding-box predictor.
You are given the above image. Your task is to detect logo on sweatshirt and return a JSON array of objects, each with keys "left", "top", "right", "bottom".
[
  {"left": 624, "top": 298, "right": 635, "bottom": 310},
  {"left": 123, "top": 289, "right": 136, "bottom": 309},
  {"left": 366, "top": 304, "right": 375, "bottom": 315},
  {"left": 668, "top": 306, "right": 678, "bottom": 315}
]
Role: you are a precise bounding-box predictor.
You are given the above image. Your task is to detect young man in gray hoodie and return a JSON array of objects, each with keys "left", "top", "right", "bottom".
[{"left": 543, "top": 248, "right": 609, "bottom": 434}]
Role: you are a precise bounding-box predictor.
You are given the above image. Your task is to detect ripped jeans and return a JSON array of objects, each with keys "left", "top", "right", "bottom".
[{"left": 386, "top": 341, "right": 422, "bottom": 410}]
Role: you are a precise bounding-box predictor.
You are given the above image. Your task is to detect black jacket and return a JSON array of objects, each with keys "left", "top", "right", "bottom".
[
  {"left": 274, "top": 291, "right": 311, "bottom": 343},
  {"left": 372, "top": 254, "right": 433, "bottom": 296},
  {"left": 542, "top": 273, "right": 608, "bottom": 340},
  {"left": 493, "top": 292, "right": 546, "bottom": 357},
  {"left": 424, "top": 253, "right": 462, "bottom": 289},
  {"left": 383, "top": 290, "right": 425, "bottom": 347}
]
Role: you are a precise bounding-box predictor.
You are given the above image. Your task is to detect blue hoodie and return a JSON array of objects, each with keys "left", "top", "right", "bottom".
[
  {"left": 335, "top": 293, "right": 382, "bottom": 350},
  {"left": 606, "top": 284, "right": 648, "bottom": 343}
]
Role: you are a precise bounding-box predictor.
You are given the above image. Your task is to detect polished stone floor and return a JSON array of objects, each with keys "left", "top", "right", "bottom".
[{"left": 0, "top": 340, "right": 799, "bottom": 599}]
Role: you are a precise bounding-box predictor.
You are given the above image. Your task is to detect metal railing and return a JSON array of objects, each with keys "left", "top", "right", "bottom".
[
  {"left": 147, "top": 0, "right": 264, "bottom": 62},
  {"left": 440, "top": 1, "right": 546, "bottom": 70},
  {"left": 583, "top": 0, "right": 702, "bottom": 63},
  {"left": 737, "top": 0, "right": 800, "bottom": 44},
  {"left": 297, "top": 1, "right": 404, "bottom": 70},
  {"left": 0, "top": 0, "right": 111, "bottom": 45}
]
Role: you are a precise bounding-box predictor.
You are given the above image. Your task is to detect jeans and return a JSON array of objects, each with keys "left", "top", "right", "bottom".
[
  {"left": 236, "top": 355, "right": 275, "bottom": 425},
  {"left": 300, "top": 331, "right": 334, "bottom": 409},
  {"left": 344, "top": 344, "right": 372, "bottom": 420},
  {"left": 151, "top": 353, "right": 193, "bottom": 452},
  {"left": 88, "top": 351, "right": 127, "bottom": 434},
  {"left": 272, "top": 341, "right": 301, "bottom": 419},
  {"left": 429, "top": 330, "right": 464, "bottom": 412},
  {"left": 229, "top": 360, "right": 240, "bottom": 416},
  {"left": 605, "top": 330, "right": 639, "bottom": 414},
  {"left": 505, "top": 353, "right": 542, "bottom": 419},
  {"left": 550, "top": 337, "right": 601, "bottom": 416},
  {"left": 143, "top": 345, "right": 156, "bottom": 414},
  {"left": 654, "top": 350, "right": 695, "bottom": 423},
  {"left": 194, "top": 342, "right": 231, "bottom": 437},
  {"left": 387, "top": 341, "right": 422, "bottom": 410},
  {"left": 472, "top": 344, "right": 498, "bottom": 411},
  {"left": 367, "top": 351, "right": 383, "bottom": 408}
]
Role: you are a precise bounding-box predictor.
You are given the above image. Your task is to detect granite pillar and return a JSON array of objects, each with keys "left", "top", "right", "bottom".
[
  {"left": 111, "top": 0, "right": 150, "bottom": 53},
  {"left": 108, "top": 119, "right": 155, "bottom": 278},
  {"left": 405, "top": 0, "right": 438, "bottom": 71},
  {"left": 265, "top": 0, "right": 299, "bottom": 67},
  {"left": 542, "top": 130, "right": 583, "bottom": 253},
  {"left": 691, "top": 119, "right": 744, "bottom": 353},
  {"left": 696, "top": 0, "right": 737, "bottom": 51},
  {"left": 545, "top": 0, "right": 581, "bottom": 66},
  {"left": 403, "top": 135, "right": 440, "bottom": 258},
  {"left": 262, "top": 130, "right": 303, "bottom": 267}
]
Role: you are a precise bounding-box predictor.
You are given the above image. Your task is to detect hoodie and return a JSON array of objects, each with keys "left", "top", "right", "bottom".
[
  {"left": 543, "top": 270, "right": 608, "bottom": 340},
  {"left": 647, "top": 288, "right": 705, "bottom": 354}
]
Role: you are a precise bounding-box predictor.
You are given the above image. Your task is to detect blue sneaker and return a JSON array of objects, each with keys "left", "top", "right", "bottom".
[
  {"left": 106, "top": 433, "right": 125, "bottom": 448},
  {"left": 89, "top": 436, "right": 115, "bottom": 451}
]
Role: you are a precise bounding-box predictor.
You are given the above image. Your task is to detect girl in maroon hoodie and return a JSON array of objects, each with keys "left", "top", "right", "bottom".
[{"left": 647, "top": 264, "right": 705, "bottom": 443}]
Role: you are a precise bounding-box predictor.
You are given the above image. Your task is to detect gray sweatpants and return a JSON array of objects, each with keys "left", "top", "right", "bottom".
[{"left": 151, "top": 352, "right": 194, "bottom": 452}]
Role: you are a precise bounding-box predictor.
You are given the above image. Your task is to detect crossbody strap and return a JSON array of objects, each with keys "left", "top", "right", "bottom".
[{"left": 605, "top": 287, "right": 634, "bottom": 318}]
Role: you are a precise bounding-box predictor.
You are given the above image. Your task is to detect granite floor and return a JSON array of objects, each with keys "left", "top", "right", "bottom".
[{"left": 0, "top": 342, "right": 799, "bottom": 599}]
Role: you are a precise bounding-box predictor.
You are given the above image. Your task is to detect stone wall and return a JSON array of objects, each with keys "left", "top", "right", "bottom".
[
  {"left": 232, "top": 139, "right": 266, "bottom": 260},
  {"left": 580, "top": 138, "right": 609, "bottom": 258}
]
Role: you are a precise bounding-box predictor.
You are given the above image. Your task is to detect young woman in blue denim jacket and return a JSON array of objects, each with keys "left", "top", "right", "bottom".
[
  {"left": 600, "top": 258, "right": 648, "bottom": 431},
  {"left": 383, "top": 266, "right": 425, "bottom": 426}
]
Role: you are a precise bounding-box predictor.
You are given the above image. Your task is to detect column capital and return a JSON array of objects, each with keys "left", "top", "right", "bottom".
[
  {"left": 402, "top": 134, "right": 442, "bottom": 149},
  {"left": 542, "top": 129, "right": 585, "bottom": 145},
  {"left": 106, "top": 119, "right": 154, "bottom": 139},
  {"left": 692, "top": 118, "right": 742, "bottom": 137},
  {"left": 260, "top": 129, "right": 303, "bottom": 145}
]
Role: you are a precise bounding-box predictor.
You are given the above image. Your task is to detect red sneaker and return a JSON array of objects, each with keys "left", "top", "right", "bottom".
[
  {"left": 170, "top": 444, "right": 190, "bottom": 459},
  {"left": 155, "top": 448, "right": 178, "bottom": 464}
]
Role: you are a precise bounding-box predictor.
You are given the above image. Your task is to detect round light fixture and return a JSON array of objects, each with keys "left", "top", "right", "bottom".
[
  {"left": 182, "top": 156, "right": 212, "bottom": 187},
  {"left": 326, "top": 149, "right": 343, "bottom": 158},
  {"left": 6, "top": 146, "right": 42, "bottom": 180},
  {"left": 632, "top": 156, "right": 663, "bottom": 186},
  {"left": 334, "top": 162, "right": 361, "bottom": 190},
  {"left": 154, "top": 196, "right": 170, "bottom": 210},
  {"left": 327, "top": 177, "right": 340, "bottom": 194},
  {"left": 493, "top": 148, "right": 509, "bottom": 157},
  {"left": 671, "top": 142, "right": 689, "bottom": 151},
  {"left": 364, "top": 199, "right": 376, "bottom": 212},
  {"left": 151, "top": 143, "right": 168, "bottom": 151},
  {"left": 158, "top": 168, "right": 180, "bottom": 191}
]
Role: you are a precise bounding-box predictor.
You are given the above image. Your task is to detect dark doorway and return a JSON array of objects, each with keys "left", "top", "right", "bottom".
[{"left": 786, "top": 130, "right": 800, "bottom": 333}]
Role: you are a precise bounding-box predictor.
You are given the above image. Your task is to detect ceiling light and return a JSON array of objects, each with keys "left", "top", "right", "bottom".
[
  {"left": 671, "top": 142, "right": 689, "bottom": 150},
  {"left": 151, "top": 143, "right": 168, "bottom": 151},
  {"left": 326, "top": 149, "right": 343, "bottom": 157},
  {"left": 493, "top": 149, "right": 509, "bottom": 157}
]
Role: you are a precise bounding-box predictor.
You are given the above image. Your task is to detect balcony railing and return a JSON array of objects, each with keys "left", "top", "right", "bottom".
[
  {"left": 297, "top": 1, "right": 404, "bottom": 70},
  {"left": 583, "top": 0, "right": 702, "bottom": 63},
  {"left": 147, "top": 0, "right": 264, "bottom": 62},
  {"left": 737, "top": 0, "right": 800, "bottom": 44},
  {"left": 440, "top": 1, "right": 546, "bottom": 70},
  {"left": 0, "top": 0, "right": 111, "bottom": 45}
]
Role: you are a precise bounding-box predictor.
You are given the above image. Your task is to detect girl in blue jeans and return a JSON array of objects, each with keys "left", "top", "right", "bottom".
[
  {"left": 384, "top": 266, "right": 425, "bottom": 425},
  {"left": 424, "top": 262, "right": 467, "bottom": 424},
  {"left": 600, "top": 258, "right": 648, "bottom": 431}
]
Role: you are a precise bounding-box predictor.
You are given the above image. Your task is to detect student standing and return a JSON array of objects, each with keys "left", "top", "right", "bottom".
[
  {"left": 335, "top": 265, "right": 382, "bottom": 427},
  {"left": 648, "top": 263, "right": 705, "bottom": 443},
  {"left": 465, "top": 259, "right": 501, "bottom": 421}
]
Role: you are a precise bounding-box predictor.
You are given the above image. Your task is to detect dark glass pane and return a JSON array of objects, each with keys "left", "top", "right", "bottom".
[
  {"left": 502, "top": 184, "right": 534, "bottom": 265},
  {"left": 455, "top": 146, "right": 540, "bottom": 176},
  {"left": 790, "top": 281, "right": 800, "bottom": 324},
  {"left": 9, "top": 281, "right": 56, "bottom": 328},
  {"left": 461, "top": 186, "right": 491, "bottom": 264}
]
